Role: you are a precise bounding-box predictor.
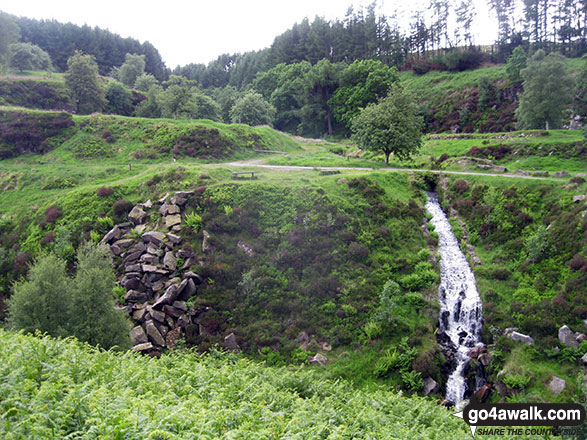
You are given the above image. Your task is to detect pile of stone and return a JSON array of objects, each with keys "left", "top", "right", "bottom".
[{"left": 100, "top": 191, "right": 208, "bottom": 354}]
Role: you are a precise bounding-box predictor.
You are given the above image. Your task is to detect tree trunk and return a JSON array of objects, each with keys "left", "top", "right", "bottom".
[
  {"left": 545, "top": 119, "right": 550, "bottom": 130},
  {"left": 385, "top": 151, "right": 391, "bottom": 164}
]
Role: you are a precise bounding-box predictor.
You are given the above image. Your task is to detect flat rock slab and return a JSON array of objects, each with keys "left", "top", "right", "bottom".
[
  {"left": 165, "top": 214, "right": 181, "bottom": 228},
  {"left": 145, "top": 320, "right": 166, "bottom": 346},
  {"left": 130, "top": 325, "right": 148, "bottom": 345}
]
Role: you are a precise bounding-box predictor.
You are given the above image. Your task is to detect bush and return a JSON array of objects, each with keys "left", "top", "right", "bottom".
[
  {"left": 44, "top": 205, "right": 62, "bottom": 223},
  {"left": 7, "top": 245, "right": 131, "bottom": 350},
  {"left": 113, "top": 199, "right": 133, "bottom": 217},
  {"left": 97, "top": 186, "right": 115, "bottom": 197}
]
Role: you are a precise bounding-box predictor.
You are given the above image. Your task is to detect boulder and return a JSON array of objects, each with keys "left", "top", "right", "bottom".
[
  {"left": 224, "top": 332, "right": 240, "bottom": 351},
  {"left": 125, "top": 263, "right": 141, "bottom": 273},
  {"left": 132, "top": 307, "right": 148, "bottom": 322},
  {"left": 132, "top": 342, "right": 154, "bottom": 352},
  {"left": 573, "top": 195, "right": 587, "bottom": 203},
  {"left": 114, "top": 238, "right": 135, "bottom": 249},
  {"left": 173, "top": 301, "right": 188, "bottom": 311},
  {"left": 124, "top": 290, "right": 148, "bottom": 302},
  {"left": 422, "top": 377, "right": 441, "bottom": 396},
  {"left": 123, "top": 250, "right": 143, "bottom": 264},
  {"left": 237, "top": 240, "right": 255, "bottom": 257},
  {"left": 163, "top": 305, "right": 183, "bottom": 318},
  {"left": 183, "top": 271, "right": 203, "bottom": 284},
  {"left": 493, "top": 166, "right": 507, "bottom": 173},
  {"left": 165, "top": 214, "right": 181, "bottom": 228},
  {"left": 157, "top": 193, "right": 169, "bottom": 204},
  {"left": 166, "top": 204, "right": 180, "bottom": 215},
  {"left": 140, "top": 254, "right": 159, "bottom": 265},
  {"left": 308, "top": 353, "right": 328, "bottom": 366},
  {"left": 177, "top": 278, "right": 197, "bottom": 301},
  {"left": 478, "top": 353, "right": 492, "bottom": 366},
  {"left": 554, "top": 171, "right": 570, "bottom": 177},
  {"left": 576, "top": 332, "right": 586, "bottom": 343},
  {"left": 128, "top": 206, "right": 147, "bottom": 225},
  {"left": 504, "top": 327, "right": 518, "bottom": 335},
  {"left": 321, "top": 342, "right": 332, "bottom": 352},
  {"left": 297, "top": 331, "right": 311, "bottom": 349},
  {"left": 166, "top": 233, "right": 182, "bottom": 245},
  {"left": 558, "top": 325, "right": 579, "bottom": 348},
  {"left": 101, "top": 226, "right": 121, "bottom": 244},
  {"left": 121, "top": 275, "right": 141, "bottom": 290},
  {"left": 510, "top": 331, "right": 535, "bottom": 345},
  {"left": 175, "top": 191, "right": 194, "bottom": 199},
  {"left": 532, "top": 171, "right": 549, "bottom": 177},
  {"left": 515, "top": 169, "right": 530, "bottom": 176},
  {"left": 130, "top": 325, "right": 148, "bottom": 345},
  {"left": 148, "top": 307, "right": 166, "bottom": 323},
  {"left": 582, "top": 353, "right": 587, "bottom": 367},
  {"left": 141, "top": 264, "right": 158, "bottom": 273},
  {"left": 145, "top": 320, "right": 166, "bottom": 346},
  {"left": 548, "top": 376, "right": 566, "bottom": 395},
  {"left": 152, "top": 285, "right": 179, "bottom": 309},
  {"left": 163, "top": 251, "right": 177, "bottom": 271},
  {"left": 165, "top": 327, "right": 182, "bottom": 350},
  {"left": 143, "top": 199, "right": 153, "bottom": 209},
  {"left": 142, "top": 231, "right": 166, "bottom": 246}
]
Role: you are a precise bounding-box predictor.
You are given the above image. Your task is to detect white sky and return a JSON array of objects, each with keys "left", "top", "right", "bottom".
[{"left": 1, "top": 0, "right": 498, "bottom": 68}]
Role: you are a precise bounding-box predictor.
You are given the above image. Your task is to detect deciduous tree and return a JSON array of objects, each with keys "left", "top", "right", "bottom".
[{"left": 65, "top": 50, "right": 106, "bottom": 114}]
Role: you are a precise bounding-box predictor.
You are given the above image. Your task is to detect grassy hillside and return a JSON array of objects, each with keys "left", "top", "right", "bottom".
[{"left": 0, "top": 329, "right": 546, "bottom": 440}]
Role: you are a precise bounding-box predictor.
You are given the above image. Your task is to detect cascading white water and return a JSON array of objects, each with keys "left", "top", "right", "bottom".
[{"left": 425, "top": 191, "right": 483, "bottom": 405}]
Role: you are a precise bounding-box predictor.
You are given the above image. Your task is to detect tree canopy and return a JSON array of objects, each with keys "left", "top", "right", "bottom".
[
  {"left": 230, "top": 91, "right": 276, "bottom": 126},
  {"left": 351, "top": 84, "right": 423, "bottom": 163},
  {"left": 9, "top": 42, "right": 52, "bottom": 72},
  {"left": 65, "top": 51, "right": 107, "bottom": 114},
  {"left": 515, "top": 50, "right": 574, "bottom": 129}
]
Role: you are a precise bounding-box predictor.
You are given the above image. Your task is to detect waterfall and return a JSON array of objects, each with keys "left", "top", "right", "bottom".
[{"left": 425, "top": 191, "right": 484, "bottom": 405}]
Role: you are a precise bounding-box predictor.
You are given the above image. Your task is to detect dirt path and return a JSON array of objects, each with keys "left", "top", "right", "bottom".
[{"left": 221, "top": 160, "right": 560, "bottom": 181}]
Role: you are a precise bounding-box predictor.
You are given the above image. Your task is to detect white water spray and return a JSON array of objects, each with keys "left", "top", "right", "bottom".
[{"left": 425, "top": 192, "right": 483, "bottom": 405}]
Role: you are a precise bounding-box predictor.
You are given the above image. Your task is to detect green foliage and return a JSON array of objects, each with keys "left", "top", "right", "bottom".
[
  {"left": 502, "top": 373, "right": 531, "bottom": 390},
  {"left": 184, "top": 212, "right": 203, "bottom": 230},
  {"left": 505, "top": 46, "right": 527, "bottom": 84},
  {"left": 524, "top": 224, "right": 548, "bottom": 263},
  {"left": 362, "top": 320, "right": 383, "bottom": 340},
  {"left": 0, "top": 13, "right": 19, "bottom": 68},
  {"left": 516, "top": 50, "right": 574, "bottom": 130},
  {"left": 7, "top": 245, "right": 131, "bottom": 350},
  {"left": 575, "top": 55, "right": 587, "bottom": 121},
  {"left": 8, "top": 42, "right": 52, "bottom": 72},
  {"left": 65, "top": 50, "right": 107, "bottom": 114},
  {"left": 230, "top": 91, "right": 276, "bottom": 126},
  {"left": 401, "top": 370, "right": 424, "bottom": 392},
  {"left": 374, "top": 338, "right": 417, "bottom": 378},
  {"left": 351, "top": 83, "right": 423, "bottom": 163},
  {"left": 0, "top": 329, "right": 478, "bottom": 439},
  {"left": 117, "top": 53, "right": 146, "bottom": 87},
  {"left": 105, "top": 81, "right": 133, "bottom": 116},
  {"left": 134, "top": 73, "right": 158, "bottom": 92}
]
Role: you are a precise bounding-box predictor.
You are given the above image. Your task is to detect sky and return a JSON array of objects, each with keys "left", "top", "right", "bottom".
[{"left": 1, "top": 0, "right": 498, "bottom": 68}]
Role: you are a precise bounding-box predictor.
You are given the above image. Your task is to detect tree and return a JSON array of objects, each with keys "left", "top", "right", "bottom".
[
  {"left": 65, "top": 51, "right": 106, "bottom": 114},
  {"left": 574, "top": 55, "right": 587, "bottom": 121},
  {"left": 505, "top": 46, "right": 527, "bottom": 83},
  {"left": 7, "top": 244, "right": 131, "bottom": 350},
  {"left": 67, "top": 244, "right": 131, "bottom": 349},
  {"left": 230, "top": 91, "right": 276, "bottom": 126},
  {"left": 516, "top": 50, "right": 574, "bottom": 130},
  {"left": 192, "top": 91, "right": 221, "bottom": 121},
  {"left": 329, "top": 59, "right": 399, "bottom": 131},
  {"left": 9, "top": 42, "right": 52, "bottom": 72},
  {"left": 0, "top": 13, "right": 19, "bottom": 69},
  {"left": 351, "top": 84, "right": 423, "bottom": 164},
  {"left": 134, "top": 73, "right": 158, "bottom": 92},
  {"left": 6, "top": 253, "right": 71, "bottom": 338},
  {"left": 105, "top": 81, "right": 133, "bottom": 115},
  {"left": 118, "top": 53, "right": 146, "bottom": 87}
]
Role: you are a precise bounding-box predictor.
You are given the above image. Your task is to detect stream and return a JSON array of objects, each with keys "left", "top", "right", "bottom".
[{"left": 425, "top": 191, "right": 484, "bottom": 405}]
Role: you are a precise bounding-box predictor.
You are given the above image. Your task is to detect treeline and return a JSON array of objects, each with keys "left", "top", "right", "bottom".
[
  {"left": 174, "top": 0, "right": 587, "bottom": 90},
  {"left": 2, "top": 13, "right": 168, "bottom": 80}
]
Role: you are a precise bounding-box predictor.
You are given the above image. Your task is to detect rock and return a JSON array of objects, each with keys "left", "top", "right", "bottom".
[
  {"left": 163, "top": 251, "right": 177, "bottom": 271},
  {"left": 237, "top": 240, "right": 255, "bottom": 257},
  {"left": 140, "top": 254, "right": 159, "bottom": 265},
  {"left": 515, "top": 169, "right": 530, "bottom": 176},
  {"left": 146, "top": 245, "right": 162, "bottom": 256},
  {"left": 554, "top": 171, "right": 570, "bottom": 177},
  {"left": 176, "top": 278, "right": 197, "bottom": 301},
  {"left": 177, "top": 314, "right": 191, "bottom": 328},
  {"left": 130, "top": 325, "right": 148, "bottom": 345},
  {"left": 573, "top": 195, "right": 587, "bottom": 203},
  {"left": 125, "top": 263, "right": 141, "bottom": 273},
  {"left": 128, "top": 206, "right": 147, "bottom": 225},
  {"left": 158, "top": 193, "right": 169, "bottom": 204},
  {"left": 101, "top": 226, "right": 121, "bottom": 244},
  {"left": 171, "top": 225, "right": 182, "bottom": 233},
  {"left": 202, "top": 230, "right": 212, "bottom": 253},
  {"left": 165, "top": 327, "right": 181, "bottom": 349},
  {"left": 582, "top": 353, "right": 587, "bottom": 367},
  {"left": 321, "top": 342, "right": 332, "bottom": 352},
  {"left": 474, "top": 384, "right": 493, "bottom": 403},
  {"left": 171, "top": 196, "right": 187, "bottom": 206},
  {"left": 467, "top": 347, "right": 485, "bottom": 359},
  {"left": 145, "top": 320, "right": 166, "bottom": 346},
  {"left": 123, "top": 250, "right": 143, "bottom": 264},
  {"left": 576, "top": 332, "right": 587, "bottom": 343},
  {"left": 297, "top": 331, "right": 311, "bottom": 349},
  {"left": 175, "top": 191, "right": 194, "bottom": 198},
  {"left": 114, "top": 238, "right": 135, "bottom": 249},
  {"left": 308, "top": 353, "right": 328, "bottom": 366},
  {"left": 183, "top": 271, "right": 203, "bottom": 284},
  {"left": 548, "top": 376, "right": 566, "bottom": 395},
  {"left": 559, "top": 325, "right": 579, "bottom": 348},
  {"left": 142, "top": 231, "right": 166, "bottom": 246},
  {"left": 124, "top": 290, "right": 148, "bottom": 302},
  {"left": 109, "top": 244, "right": 122, "bottom": 255},
  {"left": 165, "top": 214, "right": 181, "bottom": 228},
  {"left": 224, "top": 333, "right": 240, "bottom": 351},
  {"left": 472, "top": 256, "right": 482, "bottom": 265},
  {"left": 141, "top": 264, "right": 158, "bottom": 273},
  {"left": 422, "top": 377, "right": 441, "bottom": 396},
  {"left": 478, "top": 353, "right": 492, "bottom": 366},
  {"left": 148, "top": 307, "right": 166, "bottom": 323},
  {"left": 115, "top": 222, "right": 133, "bottom": 230},
  {"left": 504, "top": 327, "right": 518, "bottom": 335},
  {"left": 132, "top": 307, "right": 148, "bottom": 322},
  {"left": 143, "top": 199, "right": 153, "bottom": 209},
  {"left": 510, "top": 331, "right": 535, "bottom": 345},
  {"left": 166, "top": 233, "right": 182, "bottom": 245},
  {"left": 152, "top": 285, "right": 179, "bottom": 309},
  {"left": 121, "top": 275, "right": 141, "bottom": 290},
  {"left": 176, "top": 250, "right": 194, "bottom": 259},
  {"left": 493, "top": 166, "right": 507, "bottom": 173},
  {"left": 532, "top": 171, "right": 549, "bottom": 177},
  {"left": 163, "top": 305, "right": 183, "bottom": 318},
  {"left": 173, "top": 301, "right": 187, "bottom": 311},
  {"left": 132, "top": 342, "right": 154, "bottom": 352},
  {"left": 166, "top": 204, "right": 180, "bottom": 215},
  {"left": 477, "top": 164, "right": 492, "bottom": 170}
]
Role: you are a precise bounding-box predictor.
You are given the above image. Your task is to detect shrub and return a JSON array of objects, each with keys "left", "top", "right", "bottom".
[
  {"left": 570, "top": 177, "right": 586, "bottom": 184},
  {"left": 113, "top": 199, "right": 133, "bottom": 217},
  {"left": 363, "top": 321, "right": 383, "bottom": 340},
  {"left": 44, "top": 205, "right": 62, "bottom": 223},
  {"left": 97, "top": 186, "right": 115, "bottom": 197},
  {"left": 7, "top": 245, "right": 131, "bottom": 350}
]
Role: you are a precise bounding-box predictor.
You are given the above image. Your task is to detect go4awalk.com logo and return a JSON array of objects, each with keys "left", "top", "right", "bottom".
[{"left": 453, "top": 403, "right": 586, "bottom": 437}]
